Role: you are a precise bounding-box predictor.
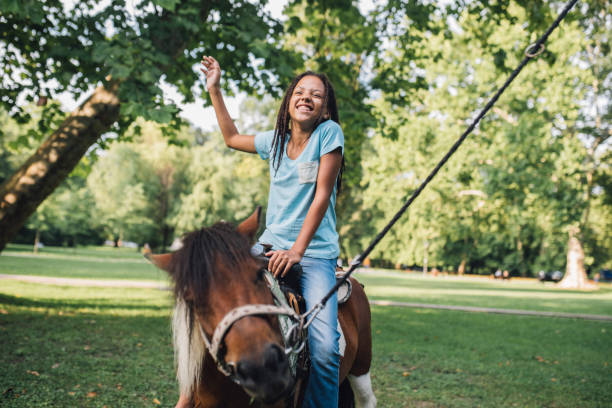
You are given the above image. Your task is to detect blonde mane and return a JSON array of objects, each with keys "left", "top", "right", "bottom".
[
  {"left": 167, "top": 222, "right": 252, "bottom": 397},
  {"left": 172, "top": 299, "right": 206, "bottom": 396}
]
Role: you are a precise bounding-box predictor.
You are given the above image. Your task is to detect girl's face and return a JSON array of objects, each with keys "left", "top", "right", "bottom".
[{"left": 288, "top": 75, "right": 328, "bottom": 130}]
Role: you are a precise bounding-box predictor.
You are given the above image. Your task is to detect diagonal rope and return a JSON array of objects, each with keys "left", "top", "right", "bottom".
[{"left": 303, "top": 0, "right": 580, "bottom": 322}]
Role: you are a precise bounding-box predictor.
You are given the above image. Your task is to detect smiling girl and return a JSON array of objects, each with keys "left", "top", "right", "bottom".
[{"left": 182, "top": 55, "right": 344, "bottom": 408}]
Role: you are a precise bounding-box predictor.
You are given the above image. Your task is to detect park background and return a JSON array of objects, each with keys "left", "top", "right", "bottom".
[{"left": 1, "top": 0, "right": 611, "bottom": 407}]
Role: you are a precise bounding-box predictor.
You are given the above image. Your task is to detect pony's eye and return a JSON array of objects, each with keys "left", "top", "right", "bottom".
[{"left": 254, "top": 268, "right": 266, "bottom": 284}]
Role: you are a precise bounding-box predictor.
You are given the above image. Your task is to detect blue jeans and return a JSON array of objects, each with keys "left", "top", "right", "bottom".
[{"left": 299, "top": 256, "right": 340, "bottom": 408}]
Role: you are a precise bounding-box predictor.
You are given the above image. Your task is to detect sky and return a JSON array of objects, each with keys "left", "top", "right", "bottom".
[{"left": 57, "top": 0, "right": 378, "bottom": 131}]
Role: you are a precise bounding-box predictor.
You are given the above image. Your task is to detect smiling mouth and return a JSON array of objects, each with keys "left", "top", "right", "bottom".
[{"left": 296, "top": 104, "right": 313, "bottom": 112}]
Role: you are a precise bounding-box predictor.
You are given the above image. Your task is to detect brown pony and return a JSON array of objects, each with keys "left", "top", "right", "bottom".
[{"left": 148, "top": 208, "right": 376, "bottom": 407}]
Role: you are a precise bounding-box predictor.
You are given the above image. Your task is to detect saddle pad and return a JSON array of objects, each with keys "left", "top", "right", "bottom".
[
  {"left": 264, "top": 270, "right": 346, "bottom": 369},
  {"left": 264, "top": 271, "right": 301, "bottom": 376}
]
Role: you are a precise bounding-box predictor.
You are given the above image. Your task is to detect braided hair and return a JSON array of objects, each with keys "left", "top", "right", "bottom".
[{"left": 270, "top": 71, "right": 344, "bottom": 192}]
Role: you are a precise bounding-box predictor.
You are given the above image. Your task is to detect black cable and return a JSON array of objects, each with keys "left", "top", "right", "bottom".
[{"left": 314, "top": 0, "right": 580, "bottom": 309}]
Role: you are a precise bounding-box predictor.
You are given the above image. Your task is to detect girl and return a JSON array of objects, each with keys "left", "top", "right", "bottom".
[{"left": 176, "top": 55, "right": 343, "bottom": 408}]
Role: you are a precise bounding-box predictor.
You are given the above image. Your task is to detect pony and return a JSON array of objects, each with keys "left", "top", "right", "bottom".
[{"left": 147, "top": 208, "right": 376, "bottom": 407}]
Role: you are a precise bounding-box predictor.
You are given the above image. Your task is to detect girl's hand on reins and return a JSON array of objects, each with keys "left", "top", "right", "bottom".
[
  {"left": 200, "top": 56, "right": 221, "bottom": 91},
  {"left": 266, "top": 249, "right": 303, "bottom": 278}
]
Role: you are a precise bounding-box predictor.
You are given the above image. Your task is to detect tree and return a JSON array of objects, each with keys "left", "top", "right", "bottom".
[
  {"left": 84, "top": 96, "right": 273, "bottom": 249},
  {"left": 354, "top": 1, "right": 609, "bottom": 278},
  {"left": 0, "top": 103, "right": 102, "bottom": 248},
  {"left": 26, "top": 172, "right": 100, "bottom": 249},
  {"left": 170, "top": 96, "right": 273, "bottom": 236},
  {"left": 557, "top": 4, "right": 611, "bottom": 288},
  {"left": 87, "top": 143, "right": 158, "bottom": 246},
  {"left": 0, "top": 0, "right": 300, "bottom": 251},
  {"left": 85, "top": 119, "right": 194, "bottom": 249}
]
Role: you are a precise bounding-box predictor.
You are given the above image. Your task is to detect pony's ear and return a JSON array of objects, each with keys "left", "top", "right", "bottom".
[
  {"left": 237, "top": 206, "right": 262, "bottom": 241},
  {"left": 144, "top": 251, "right": 173, "bottom": 272}
]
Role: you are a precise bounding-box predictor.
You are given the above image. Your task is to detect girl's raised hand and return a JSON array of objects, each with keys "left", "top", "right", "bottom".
[{"left": 200, "top": 56, "right": 221, "bottom": 91}]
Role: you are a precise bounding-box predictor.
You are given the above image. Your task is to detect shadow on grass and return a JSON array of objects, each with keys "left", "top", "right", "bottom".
[
  {"left": 0, "top": 308, "right": 177, "bottom": 408},
  {"left": 5, "top": 244, "right": 143, "bottom": 259},
  {"left": 0, "top": 293, "right": 170, "bottom": 313}
]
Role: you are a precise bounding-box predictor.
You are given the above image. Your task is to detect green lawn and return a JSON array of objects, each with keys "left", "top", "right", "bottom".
[
  {"left": 0, "top": 281, "right": 177, "bottom": 408},
  {"left": 0, "top": 244, "right": 167, "bottom": 282},
  {"left": 358, "top": 269, "right": 612, "bottom": 316},
  {"left": 1, "top": 246, "right": 611, "bottom": 407},
  {"left": 371, "top": 306, "right": 611, "bottom": 408},
  {"left": 5, "top": 243, "right": 147, "bottom": 259}
]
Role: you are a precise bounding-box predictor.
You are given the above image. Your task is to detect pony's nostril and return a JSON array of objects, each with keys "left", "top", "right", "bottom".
[
  {"left": 264, "top": 343, "right": 286, "bottom": 372},
  {"left": 235, "top": 361, "right": 250, "bottom": 381}
]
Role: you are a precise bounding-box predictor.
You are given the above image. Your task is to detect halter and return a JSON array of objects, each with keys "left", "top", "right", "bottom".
[{"left": 195, "top": 270, "right": 304, "bottom": 381}]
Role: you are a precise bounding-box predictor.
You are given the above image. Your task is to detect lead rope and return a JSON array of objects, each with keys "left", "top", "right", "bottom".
[{"left": 301, "top": 0, "right": 580, "bottom": 328}]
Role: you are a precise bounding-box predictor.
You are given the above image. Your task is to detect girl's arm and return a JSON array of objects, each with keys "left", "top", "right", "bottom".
[
  {"left": 267, "top": 147, "right": 343, "bottom": 277},
  {"left": 201, "top": 56, "right": 256, "bottom": 153}
]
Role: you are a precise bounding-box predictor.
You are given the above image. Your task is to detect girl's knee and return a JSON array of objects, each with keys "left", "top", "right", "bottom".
[
  {"left": 310, "top": 338, "right": 340, "bottom": 366},
  {"left": 311, "top": 350, "right": 340, "bottom": 370}
]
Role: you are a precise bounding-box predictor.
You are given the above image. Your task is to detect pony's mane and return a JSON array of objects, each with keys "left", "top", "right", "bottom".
[
  {"left": 169, "top": 221, "right": 252, "bottom": 307},
  {"left": 169, "top": 221, "right": 252, "bottom": 396}
]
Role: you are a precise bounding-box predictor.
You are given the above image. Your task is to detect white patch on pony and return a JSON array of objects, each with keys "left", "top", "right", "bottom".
[
  {"left": 348, "top": 372, "right": 377, "bottom": 408},
  {"left": 173, "top": 299, "right": 206, "bottom": 397}
]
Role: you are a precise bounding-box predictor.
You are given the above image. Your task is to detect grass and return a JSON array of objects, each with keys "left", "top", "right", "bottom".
[
  {"left": 371, "top": 306, "right": 611, "bottom": 408},
  {"left": 0, "top": 281, "right": 177, "bottom": 408},
  {"left": 5, "top": 243, "right": 147, "bottom": 259},
  {"left": 357, "top": 269, "right": 612, "bottom": 316},
  {"left": 0, "top": 244, "right": 166, "bottom": 282},
  {"left": 1, "top": 246, "right": 611, "bottom": 407}
]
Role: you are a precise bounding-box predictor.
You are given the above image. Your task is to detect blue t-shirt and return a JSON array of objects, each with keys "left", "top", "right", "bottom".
[{"left": 254, "top": 120, "right": 344, "bottom": 259}]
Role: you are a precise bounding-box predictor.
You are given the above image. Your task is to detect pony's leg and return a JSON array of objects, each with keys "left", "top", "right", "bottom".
[
  {"left": 348, "top": 372, "right": 377, "bottom": 408},
  {"left": 174, "top": 393, "right": 193, "bottom": 408}
]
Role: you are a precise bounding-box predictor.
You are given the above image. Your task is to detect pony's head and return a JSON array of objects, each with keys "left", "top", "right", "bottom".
[{"left": 148, "top": 207, "right": 293, "bottom": 403}]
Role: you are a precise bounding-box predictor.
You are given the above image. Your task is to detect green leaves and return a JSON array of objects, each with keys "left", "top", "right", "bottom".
[
  {"left": 2, "top": 0, "right": 300, "bottom": 137},
  {"left": 121, "top": 102, "right": 146, "bottom": 119},
  {"left": 350, "top": 1, "right": 611, "bottom": 274},
  {"left": 147, "top": 105, "right": 178, "bottom": 124},
  {"left": 152, "top": 0, "right": 180, "bottom": 12},
  {"left": 0, "top": 0, "right": 46, "bottom": 22}
]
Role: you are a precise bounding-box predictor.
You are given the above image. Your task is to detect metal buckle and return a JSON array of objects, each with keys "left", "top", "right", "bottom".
[{"left": 525, "top": 42, "right": 545, "bottom": 58}]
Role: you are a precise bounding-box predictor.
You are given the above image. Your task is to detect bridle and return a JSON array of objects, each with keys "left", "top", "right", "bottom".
[{"left": 194, "top": 267, "right": 306, "bottom": 382}]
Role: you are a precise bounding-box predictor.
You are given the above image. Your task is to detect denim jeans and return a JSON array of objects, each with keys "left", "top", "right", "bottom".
[{"left": 299, "top": 256, "right": 340, "bottom": 408}]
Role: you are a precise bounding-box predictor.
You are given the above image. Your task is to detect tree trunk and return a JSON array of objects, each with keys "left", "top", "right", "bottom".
[
  {"left": 557, "top": 227, "right": 597, "bottom": 290},
  {"left": 422, "top": 240, "right": 429, "bottom": 276},
  {"left": 33, "top": 229, "right": 40, "bottom": 254},
  {"left": 458, "top": 258, "right": 466, "bottom": 276},
  {"left": 0, "top": 81, "right": 120, "bottom": 252},
  {"left": 162, "top": 225, "right": 171, "bottom": 253}
]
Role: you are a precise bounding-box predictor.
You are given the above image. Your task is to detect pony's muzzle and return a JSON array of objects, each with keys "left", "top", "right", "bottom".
[{"left": 234, "top": 343, "right": 294, "bottom": 403}]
